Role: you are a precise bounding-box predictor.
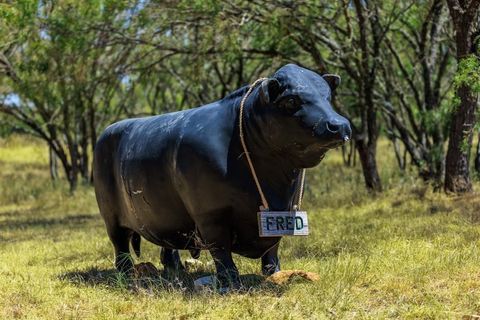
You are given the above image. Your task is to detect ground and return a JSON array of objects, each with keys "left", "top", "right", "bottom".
[{"left": 1, "top": 135, "right": 480, "bottom": 319}]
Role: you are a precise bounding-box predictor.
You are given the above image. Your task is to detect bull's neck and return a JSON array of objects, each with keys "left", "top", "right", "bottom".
[{"left": 238, "top": 93, "right": 300, "bottom": 210}]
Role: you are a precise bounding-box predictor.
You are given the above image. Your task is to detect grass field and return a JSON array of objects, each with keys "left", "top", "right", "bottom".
[{"left": 2, "top": 135, "right": 480, "bottom": 319}]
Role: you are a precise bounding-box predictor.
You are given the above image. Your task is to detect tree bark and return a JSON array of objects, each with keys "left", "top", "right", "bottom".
[
  {"left": 49, "top": 146, "right": 58, "bottom": 182},
  {"left": 352, "top": 0, "right": 383, "bottom": 192},
  {"left": 88, "top": 103, "right": 97, "bottom": 184},
  {"left": 444, "top": 0, "right": 480, "bottom": 193},
  {"left": 475, "top": 133, "right": 480, "bottom": 173},
  {"left": 68, "top": 145, "right": 79, "bottom": 193},
  {"left": 356, "top": 139, "right": 382, "bottom": 192},
  {"left": 80, "top": 116, "right": 89, "bottom": 183},
  {"left": 445, "top": 84, "right": 477, "bottom": 192}
]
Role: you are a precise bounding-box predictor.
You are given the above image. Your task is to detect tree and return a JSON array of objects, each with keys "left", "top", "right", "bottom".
[
  {"left": 379, "top": 0, "right": 454, "bottom": 187},
  {"left": 276, "top": 1, "right": 411, "bottom": 191},
  {"left": 1, "top": 0, "right": 477, "bottom": 195},
  {"left": 0, "top": 1, "right": 145, "bottom": 191},
  {"left": 444, "top": 0, "right": 480, "bottom": 193},
  {"left": 173, "top": 0, "right": 402, "bottom": 191}
]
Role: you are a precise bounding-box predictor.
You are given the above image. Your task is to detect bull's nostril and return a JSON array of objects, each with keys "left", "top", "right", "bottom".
[{"left": 326, "top": 122, "right": 340, "bottom": 133}]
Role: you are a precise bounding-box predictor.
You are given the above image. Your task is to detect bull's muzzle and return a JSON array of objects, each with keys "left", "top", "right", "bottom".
[{"left": 315, "top": 116, "right": 352, "bottom": 147}]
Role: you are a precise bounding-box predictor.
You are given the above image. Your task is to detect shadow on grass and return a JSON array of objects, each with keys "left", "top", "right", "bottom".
[
  {"left": 0, "top": 213, "right": 100, "bottom": 243},
  {"left": 0, "top": 213, "right": 98, "bottom": 231},
  {"left": 59, "top": 267, "right": 284, "bottom": 296}
]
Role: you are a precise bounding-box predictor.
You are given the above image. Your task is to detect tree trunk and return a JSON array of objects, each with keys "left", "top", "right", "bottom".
[
  {"left": 444, "top": 0, "right": 480, "bottom": 193},
  {"left": 51, "top": 141, "right": 77, "bottom": 193},
  {"left": 391, "top": 136, "right": 406, "bottom": 171},
  {"left": 67, "top": 142, "right": 79, "bottom": 193},
  {"left": 431, "top": 157, "right": 445, "bottom": 191},
  {"left": 444, "top": 84, "right": 477, "bottom": 192},
  {"left": 353, "top": 0, "right": 383, "bottom": 192},
  {"left": 88, "top": 103, "right": 97, "bottom": 184},
  {"left": 356, "top": 139, "right": 382, "bottom": 192},
  {"left": 342, "top": 141, "right": 356, "bottom": 167},
  {"left": 475, "top": 133, "right": 480, "bottom": 174},
  {"left": 80, "top": 117, "right": 89, "bottom": 183},
  {"left": 49, "top": 146, "right": 58, "bottom": 181},
  {"left": 68, "top": 168, "right": 78, "bottom": 193}
]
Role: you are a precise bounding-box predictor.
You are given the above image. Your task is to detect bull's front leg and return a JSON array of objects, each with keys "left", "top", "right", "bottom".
[
  {"left": 261, "top": 243, "right": 281, "bottom": 275},
  {"left": 210, "top": 247, "right": 240, "bottom": 288}
]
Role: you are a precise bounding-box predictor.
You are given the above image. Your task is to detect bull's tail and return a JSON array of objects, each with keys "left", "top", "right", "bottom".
[{"left": 131, "top": 232, "right": 141, "bottom": 257}]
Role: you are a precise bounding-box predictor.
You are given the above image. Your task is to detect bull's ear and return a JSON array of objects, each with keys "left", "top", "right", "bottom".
[
  {"left": 259, "top": 78, "right": 282, "bottom": 104},
  {"left": 322, "top": 74, "right": 341, "bottom": 91}
]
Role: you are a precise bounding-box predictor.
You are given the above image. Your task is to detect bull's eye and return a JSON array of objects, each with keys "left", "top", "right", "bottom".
[{"left": 279, "top": 96, "right": 300, "bottom": 112}]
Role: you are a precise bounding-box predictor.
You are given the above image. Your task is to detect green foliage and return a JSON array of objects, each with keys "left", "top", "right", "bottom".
[
  {"left": 0, "top": 0, "right": 156, "bottom": 189},
  {"left": 454, "top": 55, "right": 480, "bottom": 94},
  {"left": 0, "top": 0, "right": 476, "bottom": 190},
  {"left": 0, "top": 117, "right": 14, "bottom": 137},
  {"left": 450, "top": 55, "right": 480, "bottom": 154}
]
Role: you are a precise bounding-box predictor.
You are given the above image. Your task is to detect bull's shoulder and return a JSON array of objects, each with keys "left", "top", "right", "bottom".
[
  {"left": 180, "top": 102, "right": 236, "bottom": 145},
  {"left": 174, "top": 102, "right": 238, "bottom": 176}
]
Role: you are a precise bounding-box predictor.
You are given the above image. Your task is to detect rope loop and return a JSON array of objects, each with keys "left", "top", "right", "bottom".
[{"left": 238, "top": 78, "right": 306, "bottom": 211}]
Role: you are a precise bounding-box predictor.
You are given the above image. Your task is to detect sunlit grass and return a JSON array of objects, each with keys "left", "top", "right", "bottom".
[{"left": 1, "top": 134, "right": 480, "bottom": 319}]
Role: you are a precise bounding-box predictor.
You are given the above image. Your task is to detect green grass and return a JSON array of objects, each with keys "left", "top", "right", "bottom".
[{"left": 1, "top": 135, "right": 480, "bottom": 319}]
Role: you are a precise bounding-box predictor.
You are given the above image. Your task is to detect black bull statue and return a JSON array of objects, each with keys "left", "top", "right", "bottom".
[{"left": 93, "top": 64, "right": 351, "bottom": 286}]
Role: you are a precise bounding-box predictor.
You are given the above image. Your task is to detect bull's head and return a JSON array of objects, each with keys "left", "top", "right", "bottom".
[{"left": 251, "top": 64, "right": 352, "bottom": 168}]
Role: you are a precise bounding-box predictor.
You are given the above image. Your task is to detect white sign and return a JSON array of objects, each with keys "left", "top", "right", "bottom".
[{"left": 258, "top": 211, "right": 309, "bottom": 237}]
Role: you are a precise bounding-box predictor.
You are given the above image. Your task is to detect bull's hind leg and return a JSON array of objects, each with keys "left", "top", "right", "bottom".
[
  {"left": 94, "top": 140, "right": 136, "bottom": 275},
  {"left": 107, "top": 226, "right": 134, "bottom": 274},
  {"left": 160, "top": 248, "right": 184, "bottom": 271}
]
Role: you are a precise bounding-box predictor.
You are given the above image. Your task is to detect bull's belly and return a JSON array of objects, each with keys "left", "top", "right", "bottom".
[
  {"left": 135, "top": 211, "right": 280, "bottom": 259},
  {"left": 122, "top": 186, "right": 280, "bottom": 258},
  {"left": 139, "top": 227, "right": 279, "bottom": 259},
  {"left": 132, "top": 213, "right": 198, "bottom": 250},
  {"left": 231, "top": 234, "right": 280, "bottom": 259},
  {"left": 139, "top": 227, "right": 199, "bottom": 250},
  {"left": 122, "top": 194, "right": 197, "bottom": 249}
]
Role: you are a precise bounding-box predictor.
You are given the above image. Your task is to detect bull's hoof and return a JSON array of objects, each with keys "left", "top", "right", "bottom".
[
  {"left": 262, "top": 263, "right": 281, "bottom": 276},
  {"left": 217, "top": 270, "right": 241, "bottom": 290},
  {"left": 115, "top": 256, "right": 134, "bottom": 277}
]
